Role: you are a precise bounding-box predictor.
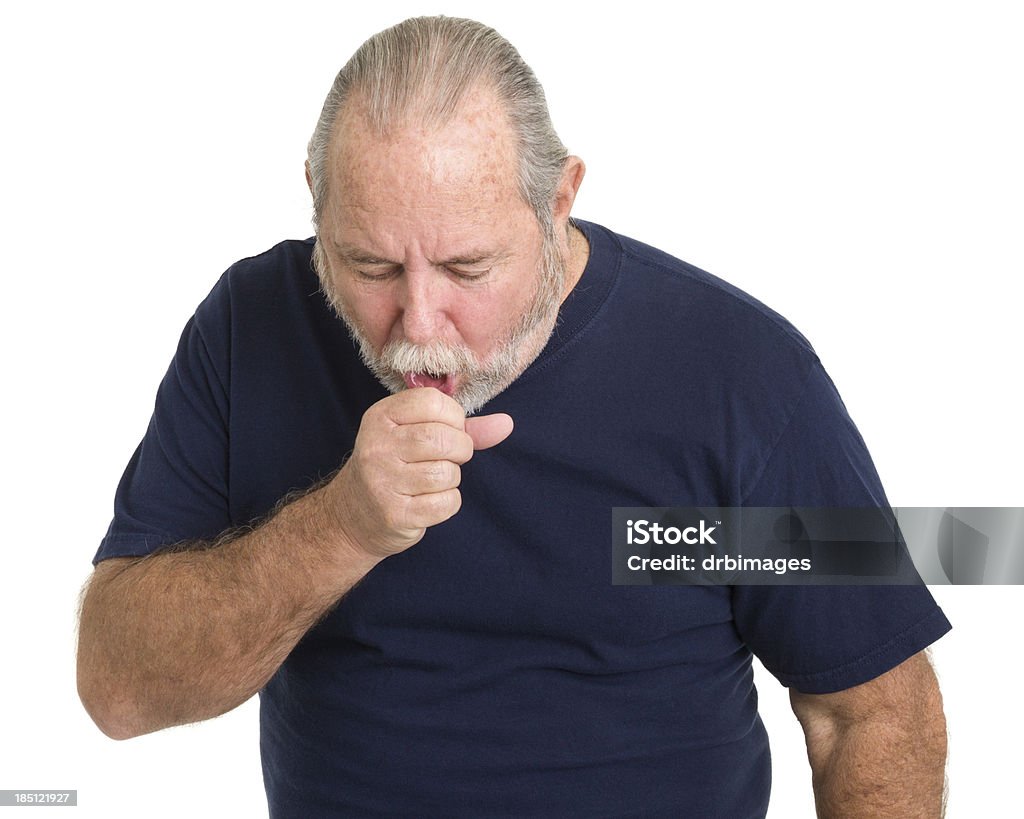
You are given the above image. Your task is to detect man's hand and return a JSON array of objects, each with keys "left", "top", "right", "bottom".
[
  {"left": 322, "top": 387, "right": 513, "bottom": 559},
  {"left": 790, "top": 650, "right": 947, "bottom": 818}
]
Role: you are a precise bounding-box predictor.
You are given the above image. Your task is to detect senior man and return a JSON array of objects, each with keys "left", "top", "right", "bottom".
[{"left": 78, "top": 15, "right": 950, "bottom": 818}]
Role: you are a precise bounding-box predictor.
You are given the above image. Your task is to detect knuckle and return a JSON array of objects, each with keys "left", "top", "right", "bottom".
[
  {"left": 411, "top": 424, "right": 437, "bottom": 448},
  {"left": 427, "top": 461, "right": 459, "bottom": 489},
  {"left": 423, "top": 461, "right": 444, "bottom": 485},
  {"left": 363, "top": 399, "right": 385, "bottom": 424},
  {"left": 435, "top": 427, "right": 455, "bottom": 457},
  {"left": 450, "top": 432, "right": 473, "bottom": 463},
  {"left": 431, "top": 388, "right": 447, "bottom": 418},
  {"left": 448, "top": 488, "right": 463, "bottom": 516},
  {"left": 435, "top": 488, "right": 460, "bottom": 518},
  {"left": 414, "top": 491, "right": 442, "bottom": 524},
  {"left": 381, "top": 501, "right": 407, "bottom": 533}
]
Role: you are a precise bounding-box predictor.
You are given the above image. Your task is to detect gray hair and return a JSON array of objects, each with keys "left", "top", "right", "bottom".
[{"left": 306, "top": 16, "right": 569, "bottom": 250}]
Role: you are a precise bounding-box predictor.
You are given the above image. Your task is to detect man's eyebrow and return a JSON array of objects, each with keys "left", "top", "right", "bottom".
[
  {"left": 442, "top": 250, "right": 509, "bottom": 266},
  {"left": 333, "top": 241, "right": 510, "bottom": 267},
  {"left": 333, "top": 242, "right": 397, "bottom": 266}
]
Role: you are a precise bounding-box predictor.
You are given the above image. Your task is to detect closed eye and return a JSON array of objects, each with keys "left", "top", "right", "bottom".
[
  {"left": 445, "top": 265, "right": 492, "bottom": 281},
  {"left": 355, "top": 265, "right": 401, "bottom": 281}
]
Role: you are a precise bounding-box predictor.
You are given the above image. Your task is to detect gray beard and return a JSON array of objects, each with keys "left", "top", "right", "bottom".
[{"left": 313, "top": 236, "right": 567, "bottom": 415}]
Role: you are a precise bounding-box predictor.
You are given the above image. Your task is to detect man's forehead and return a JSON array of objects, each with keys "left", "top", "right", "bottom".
[{"left": 327, "top": 85, "right": 521, "bottom": 202}]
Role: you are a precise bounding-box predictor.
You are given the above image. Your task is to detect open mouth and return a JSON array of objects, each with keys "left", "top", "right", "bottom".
[{"left": 403, "top": 371, "right": 456, "bottom": 396}]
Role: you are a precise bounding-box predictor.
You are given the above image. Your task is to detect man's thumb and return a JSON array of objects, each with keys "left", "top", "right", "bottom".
[{"left": 465, "top": 413, "right": 514, "bottom": 450}]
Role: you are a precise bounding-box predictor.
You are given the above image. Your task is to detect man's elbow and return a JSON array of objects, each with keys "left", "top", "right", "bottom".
[
  {"left": 791, "top": 650, "right": 948, "bottom": 770},
  {"left": 76, "top": 618, "right": 151, "bottom": 740},
  {"left": 82, "top": 706, "right": 139, "bottom": 742},
  {"left": 76, "top": 558, "right": 154, "bottom": 740},
  {"left": 76, "top": 660, "right": 146, "bottom": 741}
]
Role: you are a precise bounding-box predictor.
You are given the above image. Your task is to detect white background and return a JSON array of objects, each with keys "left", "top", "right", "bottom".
[{"left": 2, "top": 1, "right": 1021, "bottom": 816}]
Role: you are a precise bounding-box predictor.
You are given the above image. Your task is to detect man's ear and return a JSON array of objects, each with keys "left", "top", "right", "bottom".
[
  {"left": 305, "top": 161, "right": 314, "bottom": 196},
  {"left": 553, "top": 155, "right": 586, "bottom": 229}
]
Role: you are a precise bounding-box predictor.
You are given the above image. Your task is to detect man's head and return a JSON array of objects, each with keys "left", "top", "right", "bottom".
[{"left": 306, "top": 16, "right": 585, "bottom": 413}]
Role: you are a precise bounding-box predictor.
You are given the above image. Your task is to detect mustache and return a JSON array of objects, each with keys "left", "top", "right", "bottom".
[{"left": 379, "top": 339, "right": 480, "bottom": 376}]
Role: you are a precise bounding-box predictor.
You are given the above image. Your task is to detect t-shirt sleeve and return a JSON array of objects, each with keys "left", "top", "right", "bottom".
[
  {"left": 732, "top": 359, "right": 951, "bottom": 694},
  {"left": 93, "top": 276, "right": 233, "bottom": 565}
]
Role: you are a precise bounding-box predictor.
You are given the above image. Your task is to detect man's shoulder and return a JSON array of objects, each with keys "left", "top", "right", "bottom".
[
  {"left": 599, "top": 224, "right": 817, "bottom": 358},
  {"left": 184, "top": 237, "right": 343, "bottom": 370},
  {"left": 192, "top": 237, "right": 320, "bottom": 321},
  {"left": 220, "top": 237, "right": 318, "bottom": 293}
]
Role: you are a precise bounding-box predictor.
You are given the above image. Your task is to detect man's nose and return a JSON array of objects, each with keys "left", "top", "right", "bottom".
[{"left": 398, "top": 268, "right": 448, "bottom": 344}]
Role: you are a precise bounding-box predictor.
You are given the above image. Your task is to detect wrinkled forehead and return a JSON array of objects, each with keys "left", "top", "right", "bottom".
[{"left": 325, "top": 86, "right": 522, "bottom": 215}]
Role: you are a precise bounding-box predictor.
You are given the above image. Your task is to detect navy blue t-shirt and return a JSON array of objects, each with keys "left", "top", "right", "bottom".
[{"left": 96, "top": 221, "right": 951, "bottom": 818}]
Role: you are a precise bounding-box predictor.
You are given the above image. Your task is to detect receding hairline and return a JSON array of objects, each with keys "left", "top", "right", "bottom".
[
  {"left": 329, "top": 78, "right": 515, "bottom": 148},
  {"left": 320, "top": 82, "right": 525, "bottom": 210}
]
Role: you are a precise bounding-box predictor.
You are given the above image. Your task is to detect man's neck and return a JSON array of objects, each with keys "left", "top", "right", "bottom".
[{"left": 560, "top": 222, "right": 591, "bottom": 304}]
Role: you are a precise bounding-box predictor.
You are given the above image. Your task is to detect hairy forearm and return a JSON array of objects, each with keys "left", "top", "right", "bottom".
[
  {"left": 794, "top": 655, "right": 948, "bottom": 818},
  {"left": 77, "top": 485, "right": 380, "bottom": 740}
]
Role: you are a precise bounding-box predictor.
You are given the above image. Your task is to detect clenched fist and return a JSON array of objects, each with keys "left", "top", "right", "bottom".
[{"left": 322, "top": 387, "right": 513, "bottom": 559}]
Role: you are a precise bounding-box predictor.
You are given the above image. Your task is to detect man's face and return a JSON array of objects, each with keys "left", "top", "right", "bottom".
[{"left": 315, "top": 88, "right": 565, "bottom": 414}]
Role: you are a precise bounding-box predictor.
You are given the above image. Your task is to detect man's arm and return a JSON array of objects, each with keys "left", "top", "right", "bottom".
[
  {"left": 789, "top": 650, "right": 947, "bottom": 818},
  {"left": 77, "top": 486, "right": 379, "bottom": 740},
  {"left": 77, "top": 388, "right": 513, "bottom": 740}
]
